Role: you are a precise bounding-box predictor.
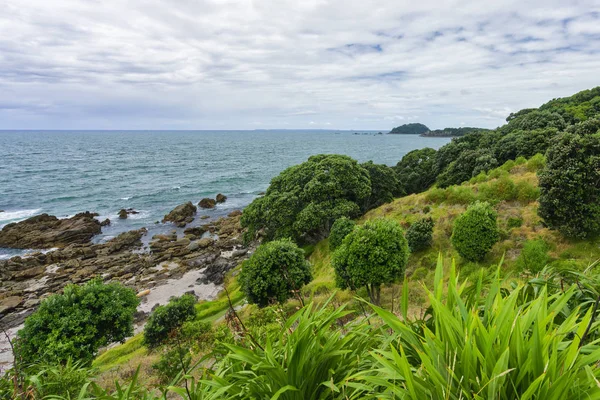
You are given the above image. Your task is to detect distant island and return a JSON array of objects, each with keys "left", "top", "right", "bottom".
[{"left": 389, "top": 123, "right": 491, "bottom": 137}]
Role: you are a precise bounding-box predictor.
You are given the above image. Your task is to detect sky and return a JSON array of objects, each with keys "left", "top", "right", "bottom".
[{"left": 0, "top": 0, "right": 599, "bottom": 130}]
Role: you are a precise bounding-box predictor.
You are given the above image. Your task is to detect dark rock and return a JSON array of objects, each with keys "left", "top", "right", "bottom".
[
  {"left": 198, "top": 198, "right": 216, "bottom": 209},
  {"left": 118, "top": 209, "right": 128, "bottom": 219},
  {"left": 162, "top": 202, "right": 197, "bottom": 226},
  {"left": 0, "top": 212, "right": 101, "bottom": 249},
  {"left": 100, "top": 218, "right": 111, "bottom": 226},
  {"left": 228, "top": 210, "right": 242, "bottom": 217},
  {"left": 215, "top": 193, "right": 227, "bottom": 203},
  {"left": 196, "top": 258, "right": 235, "bottom": 285},
  {"left": 183, "top": 226, "right": 207, "bottom": 237}
]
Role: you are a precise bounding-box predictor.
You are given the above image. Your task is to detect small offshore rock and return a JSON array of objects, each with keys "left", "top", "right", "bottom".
[
  {"left": 100, "top": 218, "right": 111, "bottom": 226},
  {"left": 216, "top": 193, "right": 227, "bottom": 203},
  {"left": 199, "top": 198, "right": 216, "bottom": 209},
  {"left": 162, "top": 202, "right": 197, "bottom": 226},
  {"left": 118, "top": 209, "right": 128, "bottom": 219}
]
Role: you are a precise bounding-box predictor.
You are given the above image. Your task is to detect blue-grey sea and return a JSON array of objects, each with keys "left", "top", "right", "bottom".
[{"left": 0, "top": 130, "right": 450, "bottom": 259}]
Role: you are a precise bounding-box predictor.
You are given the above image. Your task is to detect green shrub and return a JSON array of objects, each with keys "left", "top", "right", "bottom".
[
  {"left": 239, "top": 239, "right": 312, "bottom": 307},
  {"left": 28, "top": 360, "right": 92, "bottom": 398},
  {"left": 361, "top": 161, "right": 403, "bottom": 209},
  {"left": 332, "top": 218, "right": 409, "bottom": 304},
  {"left": 445, "top": 186, "right": 476, "bottom": 205},
  {"left": 507, "top": 216, "right": 523, "bottom": 228},
  {"left": 422, "top": 205, "right": 431, "bottom": 214},
  {"left": 152, "top": 346, "right": 191, "bottom": 384},
  {"left": 328, "top": 217, "right": 356, "bottom": 251},
  {"left": 526, "top": 153, "right": 546, "bottom": 171},
  {"left": 143, "top": 294, "right": 197, "bottom": 349},
  {"left": 538, "top": 133, "right": 600, "bottom": 238},
  {"left": 516, "top": 238, "right": 550, "bottom": 273},
  {"left": 451, "top": 201, "right": 500, "bottom": 261},
  {"left": 15, "top": 279, "right": 139, "bottom": 365},
  {"left": 394, "top": 148, "right": 439, "bottom": 194},
  {"left": 410, "top": 267, "right": 429, "bottom": 281},
  {"left": 424, "top": 187, "right": 446, "bottom": 204},
  {"left": 405, "top": 217, "right": 434, "bottom": 252},
  {"left": 515, "top": 180, "right": 540, "bottom": 203}
]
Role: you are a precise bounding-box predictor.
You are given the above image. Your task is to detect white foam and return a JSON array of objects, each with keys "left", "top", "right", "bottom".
[
  {"left": 120, "top": 197, "right": 131, "bottom": 201},
  {"left": 0, "top": 209, "right": 42, "bottom": 224}
]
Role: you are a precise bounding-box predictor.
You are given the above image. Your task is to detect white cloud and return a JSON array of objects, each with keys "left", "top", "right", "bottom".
[{"left": 0, "top": 0, "right": 598, "bottom": 129}]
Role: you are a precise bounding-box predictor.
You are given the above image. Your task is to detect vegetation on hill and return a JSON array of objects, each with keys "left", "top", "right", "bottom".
[
  {"left": 389, "top": 122, "right": 430, "bottom": 134},
  {"left": 3, "top": 86, "right": 600, "bottom": 399},
  {"left": 422, "top": 126, "right": 491, "bottom": 137}
]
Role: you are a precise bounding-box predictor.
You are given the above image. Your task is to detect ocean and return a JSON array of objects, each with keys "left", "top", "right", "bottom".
[{"left": 0, "top": 130, "right": 450, "bottom": 259}]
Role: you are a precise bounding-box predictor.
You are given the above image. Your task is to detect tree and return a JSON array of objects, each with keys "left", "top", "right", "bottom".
[
  {"left": 143, "top": 294, "right": 197, "bottom": 349},
  {"left": 239, "top": 239, "right": 312, "bottom": 307},
  {"left": 329, "top": 217, "right": 356, "bottom": 251},
  {"left": 241, "top": 154, "right": 370, "bottom": 243},
  {"left": 451, "top": 201, "right": 499, "bottom": 261},
  {"left": 406, "top": 217, "right": 434, "bottom": 252},
  {"left": 361, "top": 161, "right": 403, "bottom": 210},
  {"left": 394, "top": 148, "right": 438, "bottom": 194},
  {"left": 15, "top": 279, "right": 139, "bottom": 365},
  {"left": 538, "top": 133, "right": 600, "bottom": 238},
  {"left": 332, "top": 219, "right": 409, "bottom": 304}
]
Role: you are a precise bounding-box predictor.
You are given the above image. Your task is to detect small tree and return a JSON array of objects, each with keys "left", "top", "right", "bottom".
[
  {"left": 516, "top": 238, "right": 550, "bottom": 273},
  {"left": 239, "top": 239, "right": 312, "bottom": 307},
  {"left": 451, "top": 201, "right": 499, "bottom": 261},
  {"left": 538, "top": 133, "right": 600, "bottom": 238},
  {"left": 406, "top": 217, "right": 434, "bottom": 252},
  {"left": 329, "top": 217, "right": 356, "bottom": 251},
  {"left": 332, "top": 219, "right": 409, "bottom": 304},
  {"left": 15, "top": 279, "right": 139, "bottom": 365},
  {"left": 143, "top": 294, "right": 197, "bottom": 349}
]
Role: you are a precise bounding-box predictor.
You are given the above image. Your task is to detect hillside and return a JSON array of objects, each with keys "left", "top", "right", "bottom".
[
  {"left": 389, "top": 122, "right": 430, "bottom": 134},
  {"left": 421, "top": 126, "right": 491, "bottom": 137}
]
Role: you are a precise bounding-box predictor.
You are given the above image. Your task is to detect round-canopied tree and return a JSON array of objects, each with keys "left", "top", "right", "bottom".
[
  {"left": 451, "top": 201, "right": 500, "bottom": 261},
  {"left": 360, "top": 161, "right": 403, "bottom": 210},
  {"left": 329, "top": 217, "right": 356, "bottom": 251},
  {"left": 394, "top": 148, "right": 438, "bottom": 194},
  {"left": 332, "top": 219, "right": 409, "bottom": 305},
  {"left": 15, "top": 279, "right": 139, "bottom": 365},
  {"left": 405, "top": 217, "right": 435, "bottom": 252},
  {"left": 239, "top": 239, "right": 312, "bottom": 307},
  {"left": 538, "top": 133, "right": 600, "bottom": 238},
  {"left": 143, "top": 294, "right": 198, "bottom": 349},
  {"left": 241, "top": 154, "right": 371, "bottom": 244}
]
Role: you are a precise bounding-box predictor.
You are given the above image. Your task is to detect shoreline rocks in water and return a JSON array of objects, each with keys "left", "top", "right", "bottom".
[
  {"left": 162, "top": 202, "right": 197, "bottom": 227},
  {"left": 0, "top": 212, "right": 102, "bottom": 249},
  {"left": 119, "top": 208, "right": 139, "bottom": 219},
  {"left": 0, "top": 209, "right": 254, "bottom": 336},
  {"left": 216, "top": 193, "right": 227, "bottom": 203},
  {"left": 199, "top": 198, "right": 216, "bottom": 209}
]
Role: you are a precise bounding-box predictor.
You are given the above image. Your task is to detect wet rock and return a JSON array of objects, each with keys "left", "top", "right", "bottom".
[
  {"left": 183, "top": 226, "right": 207, "bottom": 238},
  {"left": 103, "top": 228, "right": 146, "bottom": 254},
  {"left": 162, "top": 202, "right": 197, "bottom": 227},
  {"left": 118, "top": 209, "right": 128, "bottom": 219},
  {"left": 0, "top": 212, "right": 101, "bottom": 249},
  {"left": 100, "top": 218, "right": 111, "bottom": 226},
  {"left": 228, "top": 210, "right": 242, "bottom": 217},
  {"left": 216, "top": 193, "right": 227, "bottom": 203},
  {"left": 198, "top": 198, "right": 216, "bottom": 209}
]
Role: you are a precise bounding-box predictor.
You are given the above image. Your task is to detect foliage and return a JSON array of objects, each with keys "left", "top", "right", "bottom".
[
  {"left": 332, "top": 218, "right": 409, "bottom": 304},
  {"left": 241, "top": 154, "right": 370, "bottom": 243},
  {"left": 360, "top": 257, "right": 600, "bottom": 399},
  {"left": 424, "top": 126, "right": 491, "bottom": 137},
  {"left": 15, "top": 279, "right": 139, "bottom": 365},
  {"left": 538, "top": 133, "right": 600, "bottom": 238},
  {"left": 152, "top": 346, "right": 191, "bottom": 384},
  {"left": 328, "top": 217, "right": 356, "bottom": 251},
  {"left": 405, "top": 217, "right": 434, "bottom": 252},
  {"left": 451, "top": 201, "right": 500, "bottom": 261},
  {"left": 389, "top": 122, "right": 430, "bottom": 135},
  {"left": 239, "top": 239, "right": 312, "bottom": 307},
  {"left": 516, "top": 238, "right": 551, "bottom": 273},
  {"left": 361, "top": 161, "right": 403, "bottom": 209},
  {"left": 143, "top": 294, "right": 197, "bottom": 349},
  {"left": 437, "top": 148, "right": 498, "bottom": 188},
  {"left": 394, "top": 148, "right": 438, "bottom": 194}
]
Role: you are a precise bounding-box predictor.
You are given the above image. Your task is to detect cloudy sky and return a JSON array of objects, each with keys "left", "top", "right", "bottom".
[{"left": 1, "top": 0, "right": 599, "bottom": 130}]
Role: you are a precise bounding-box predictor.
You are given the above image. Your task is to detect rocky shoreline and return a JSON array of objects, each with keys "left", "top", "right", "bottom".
[{"left": 0, "top": 198, "right": 256, "bottom": 369}]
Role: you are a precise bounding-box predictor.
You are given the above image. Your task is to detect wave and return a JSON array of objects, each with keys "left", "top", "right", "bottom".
[
  {"left": 0, "top": 209, "right": 42, "bottom": 223},
  {"left": 120, "top": 197, "right": 131, "bottom": 201}
]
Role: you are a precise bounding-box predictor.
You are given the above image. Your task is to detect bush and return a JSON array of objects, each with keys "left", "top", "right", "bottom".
[
  {"left": 241, "top": 154, "right": 370, "bottom": 243},
  {"left": 329, "top": 217, "right": 356, "bottom": 251},
  {"left": 15, "top": 279, "right": 139, "bottom": 365},
  {"left": 507, "top": 216, "right": 523, "bottom": 228},
  {"left": 451, "top": 201, "right": 500, "bottom": 261},
  {"left": 405, "top": 217, "right": 434, "bottom": 252},
  {"left": 152, "top": 347, "right": 191, "bottom": 384},
  {"left": 239, "top": 239, "right": 312, "bottom": 307},
  {"left": 394, "top": 148, "right": 439, "bottom": 194},
  {"left": 332, "top": 218, "right": 409, "bottom": 304},
  {"left": 143, "top": 294, "right": 197, "bottom": 349},
  {"left": 516, "top": 238, "right": 550, "bottom": 273},
  {"left": 515, "top": 180, "right": 540, "bottom": 203},
  {"left": 361, "top": 161, "right": 403, "bottom": 209},
  {"left": 538, "top": 133, "right": 600, "bottom": 238}
]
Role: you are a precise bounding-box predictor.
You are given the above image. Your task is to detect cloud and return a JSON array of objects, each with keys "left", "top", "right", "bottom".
[{"left": 0, "top": 0, "right": 599, "bottom": 129}]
